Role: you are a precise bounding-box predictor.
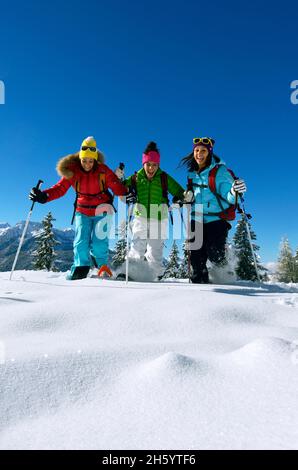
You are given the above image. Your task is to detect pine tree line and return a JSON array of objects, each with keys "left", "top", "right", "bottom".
[{"left": 33, "top": 212, "right": 298, "bottom": 284}]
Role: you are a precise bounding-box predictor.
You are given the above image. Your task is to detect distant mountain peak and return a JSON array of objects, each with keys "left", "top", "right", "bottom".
[{"left": 0, "top": 222, "right": 11, "bottom": 229}]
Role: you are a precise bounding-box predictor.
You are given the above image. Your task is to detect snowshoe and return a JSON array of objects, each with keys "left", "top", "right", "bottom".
[
  {"left": 66, "top": 266, "right": 90, "bottom": 280},
  {"left": 97, "top": 265, "right": 113, "bottom": 279}
]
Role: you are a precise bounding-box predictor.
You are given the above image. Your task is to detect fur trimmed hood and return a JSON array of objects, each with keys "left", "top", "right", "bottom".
[{"left": 56, "top": 151, "right": 105, "bottom": 179}]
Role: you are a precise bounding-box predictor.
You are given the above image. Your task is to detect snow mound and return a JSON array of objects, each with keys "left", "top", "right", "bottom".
[
  {"left": 225, "top": 337, "right": 295, "bottom": 366},
  {"left": 136, "top": 352, "right": 210, "bottom": 380}
]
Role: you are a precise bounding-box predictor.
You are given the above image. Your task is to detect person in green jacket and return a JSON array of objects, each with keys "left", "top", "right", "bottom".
[{"left": 115, "top": 141, "right": 184, "bottom": 280}]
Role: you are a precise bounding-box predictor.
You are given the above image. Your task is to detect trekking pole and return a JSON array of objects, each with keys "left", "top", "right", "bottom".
[
  {"left": 125, "top": 202, "right": 134, "bottom": 284},
  {"left": 10, "top": 179, "right": 44, "bottom": 280},
  {"left": 186, "top": 204, "right": 192, "bottom": 283},
  {"left": 238, "top": 194, "right": 261, "bottom": 283}
]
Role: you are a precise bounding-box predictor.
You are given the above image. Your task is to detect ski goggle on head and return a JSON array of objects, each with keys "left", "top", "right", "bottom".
[
  {"left": 193, "top": 137, "right": 215, "bottom": 147},
  {"left": 81, "top": 146, "right": 97, "bottom": 152}
]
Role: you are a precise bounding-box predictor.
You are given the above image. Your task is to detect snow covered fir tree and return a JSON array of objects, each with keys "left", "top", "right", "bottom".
[
  {"left": 33, "top": 212, "right": 59, "bottom": 271},
  {"left": 163, "top": 240, "right": 180, "bottom": 279},
  {"left": 177, "top": 240, "right": 189, "bottom": 279},
  {"left": 295, "top": 248, "right": 298, "bottom": 283},
  {"left": 233, "top": 214, "right": 266, "bottom": 281},
  {"left": 277, "top": 238, "right": 297, "bottom": 283},
  {"left": 112, "top": 221, "right": 127, "bottom": 269}
]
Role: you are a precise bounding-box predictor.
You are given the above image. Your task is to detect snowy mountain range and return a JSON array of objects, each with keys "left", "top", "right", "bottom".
[{"left": 0, "top": 221, "right": 75, "bottom": 272}]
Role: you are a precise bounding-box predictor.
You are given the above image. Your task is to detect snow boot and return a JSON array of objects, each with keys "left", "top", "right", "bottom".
[
  {"left": 66, "top": 266, "right": 90, "bottom": 280},
  {"left": 98, "top": 265, "right": 113, "bottom": 279},
  {"left": 191, "top": 268, "right": 210, "bottom": 284}
]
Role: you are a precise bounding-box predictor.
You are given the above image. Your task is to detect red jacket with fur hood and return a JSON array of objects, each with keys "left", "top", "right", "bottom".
[{"left": 44, "top": 152, "right": 127, "bottom": 217}]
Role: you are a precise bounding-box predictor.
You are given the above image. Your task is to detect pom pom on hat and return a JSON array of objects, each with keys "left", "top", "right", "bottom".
[
  {"left": 142, "top": 141, "right": 160, "bottom": 165},
  {"left": 79, "top": 136, "right": 98, "bottom": 160}
]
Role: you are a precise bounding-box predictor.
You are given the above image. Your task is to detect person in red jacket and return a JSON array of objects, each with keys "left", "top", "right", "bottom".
[{"left": 29, "top": 136, "right": 128, "bottom": 280}]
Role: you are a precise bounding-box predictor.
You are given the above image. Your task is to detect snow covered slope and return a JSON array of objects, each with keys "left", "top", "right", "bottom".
[{"left": 0, "top": 271, "right": 298, "bottom": 450}]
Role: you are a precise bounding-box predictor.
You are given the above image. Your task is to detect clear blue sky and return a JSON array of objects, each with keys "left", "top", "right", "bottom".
[{"left": 0, "top": 0, "right": 297, "bottom": 262}]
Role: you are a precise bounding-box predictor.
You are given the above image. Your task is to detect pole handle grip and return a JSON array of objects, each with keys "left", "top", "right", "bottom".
[{"left": 36, "top": 179, "right": 44, "bottom": 189}]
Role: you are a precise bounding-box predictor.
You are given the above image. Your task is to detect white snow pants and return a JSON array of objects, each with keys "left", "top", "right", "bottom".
[{"left": 128, "top": 216, "right": 168, "bottom": 275}]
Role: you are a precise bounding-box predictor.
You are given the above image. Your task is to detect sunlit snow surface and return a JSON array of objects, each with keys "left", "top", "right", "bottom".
[{"left": 0, "top": 271, "right": 298, "bottom": 450}]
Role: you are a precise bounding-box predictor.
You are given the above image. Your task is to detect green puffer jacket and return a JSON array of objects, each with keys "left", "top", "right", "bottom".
[{"left": 124, "top": 168, "right": 185, "bottom": 220}]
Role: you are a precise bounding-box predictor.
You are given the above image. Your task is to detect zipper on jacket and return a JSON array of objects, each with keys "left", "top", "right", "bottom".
[{"left": 148, "top": 179, "right": 151, "bottom": 219}]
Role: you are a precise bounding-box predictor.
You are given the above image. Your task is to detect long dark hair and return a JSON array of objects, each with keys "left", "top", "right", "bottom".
[{"left": 179, "top": 151, "right": 220, "bottom": 172}]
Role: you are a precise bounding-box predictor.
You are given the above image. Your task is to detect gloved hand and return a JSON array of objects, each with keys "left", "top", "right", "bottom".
[
  {"left": 231, "top": 179, "right": 247, "bottom": 196},
  {"left": 115, "top": 167, "right": 125, "bottom": 180},
  {"left": 125, "top": 191, "right": 137, "bottom": 205},
  {"left": 171, "top": 196, "right": 183, "bottom": 209},
  {"left": 29, "top": 187, "right": 48, "bottom": 204},
  {"left": 183, "top": 190, "right": 194, "bottom": 204}
]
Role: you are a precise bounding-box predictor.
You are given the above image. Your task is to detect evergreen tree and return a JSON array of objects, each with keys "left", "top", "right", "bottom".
[
  {"left": 295, "top": 248, "right": 298, "bottom": 283},
  {"left": 33, "top": 212, "right": 59, "bottom": 271},
  {"left": 163, "top": 241, "right": 180, "bottom": 279},
  {"left": 277, "top": 238, "right": 296, "bottom": 283},
  {"left": 112, "top": 221, "right": 127, "bottom": 269},
  {"left": 177, "top": 240, "right": 189, "bottom": 279},
  {"left": 233, "top": 214, "right": 266, "bottom": 281}
]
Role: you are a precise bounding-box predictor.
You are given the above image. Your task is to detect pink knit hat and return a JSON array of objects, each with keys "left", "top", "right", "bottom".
[{"left": 142, "top": 150, "right": 160, "bottom": 165}]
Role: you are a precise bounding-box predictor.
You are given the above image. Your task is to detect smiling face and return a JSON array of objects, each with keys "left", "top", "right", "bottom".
[
  {"left": 194, "top": 145, "right": 210, "bottom": 169},
  {"left": 80, "top": 157, "right": 95, "bottom": 172},
  {"left": 144, "top": 161, "right": 159, "bottom": 179}
]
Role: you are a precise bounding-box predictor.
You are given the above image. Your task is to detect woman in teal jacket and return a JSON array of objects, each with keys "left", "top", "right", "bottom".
[{"left": 181, "top": 137, "right": 247, "bottom": 283}]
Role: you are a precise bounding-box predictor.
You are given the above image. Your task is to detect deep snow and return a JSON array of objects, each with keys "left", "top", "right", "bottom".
[{"left": 0, "top": 270, "right": 298, "bottom": 450}]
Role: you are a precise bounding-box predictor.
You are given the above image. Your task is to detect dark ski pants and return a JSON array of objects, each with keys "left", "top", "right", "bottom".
[{"left": 190, "top": 219, "right": 231, "bottom": 283}]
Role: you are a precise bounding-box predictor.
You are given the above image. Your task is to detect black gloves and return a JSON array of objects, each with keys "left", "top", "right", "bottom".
[
  {"left": 29, "top": 187, "right": 48, "bottom": 204},
  {"left": 172, "top": 196, "right": 184, "bottom": 207}
]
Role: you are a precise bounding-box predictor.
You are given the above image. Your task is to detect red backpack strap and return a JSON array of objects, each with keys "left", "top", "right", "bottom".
[
  {"left": 208, "top": 164, "right": 238, "bottom": 221},
  {"left": 187, "top": 177, "right": 193, "bottom": 191},
  {"left": 208, "top": 164, "right": 220, "bottom": 194}
]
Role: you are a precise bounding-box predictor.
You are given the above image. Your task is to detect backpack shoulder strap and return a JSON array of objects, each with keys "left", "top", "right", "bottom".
[
  {"left": 208, "top": 164, "right": 220, "bottom": 194},
  {"left": 160, "top": 171, "right": 168, "bottom": 201},
  {"left": 98, "top": 172, "right": 106, "bottom": 192},
  {"left": 209, "top": 164, "right": 237, "bottom": 193},
  {"left": 187, "top": 177, "right": 193, "bottom": 191},
  {"left": 130, "top": 172, "right": 138, "bottom": 194}
]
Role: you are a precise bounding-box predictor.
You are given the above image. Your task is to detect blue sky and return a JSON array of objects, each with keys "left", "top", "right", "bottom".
[{"left": 0, "top": 0, "right": 297, "bottom": 262}]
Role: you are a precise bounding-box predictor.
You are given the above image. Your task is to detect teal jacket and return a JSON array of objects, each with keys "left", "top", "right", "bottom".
[{"left": 188, "top": 157, "right": 236, "bottom": 223}]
